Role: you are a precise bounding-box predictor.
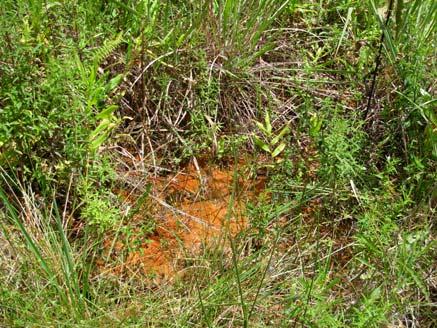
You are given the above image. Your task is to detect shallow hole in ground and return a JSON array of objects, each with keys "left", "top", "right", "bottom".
[{"left": 96, "top": 158, "right": 267, "bottom": 283}]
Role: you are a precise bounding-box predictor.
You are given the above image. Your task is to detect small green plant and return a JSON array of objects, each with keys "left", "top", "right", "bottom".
[
  {"left": 309, "top": 112, "right": 323, "bottom": 139},
  {"left": 80, "top": 188, "right": 120, "bottom": 233},
  {"left": 253, "top": 110, "right": 290, "bottom": 160},
  {"left": 318, "top": 113, "right": 366, "bottom": 186},
  {"left": 78, "top": 163, "right": 120, "bottom": 233},
  {"left": 217, "top": 135, "right": 248, "bottom": 159}
]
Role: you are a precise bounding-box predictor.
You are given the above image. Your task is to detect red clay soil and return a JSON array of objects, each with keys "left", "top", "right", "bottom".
[{"left": 98, "top": 161, "right": 265, "bottom": 282}]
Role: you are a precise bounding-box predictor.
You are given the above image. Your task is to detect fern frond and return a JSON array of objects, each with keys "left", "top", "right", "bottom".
[{"left": 91, "top": 32, "right": 123, "bottom": 65}]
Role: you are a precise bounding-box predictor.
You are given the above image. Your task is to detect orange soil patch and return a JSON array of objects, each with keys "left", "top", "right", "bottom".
[{"left": 99, "top": 161, "right": 264, "bottom": 282}]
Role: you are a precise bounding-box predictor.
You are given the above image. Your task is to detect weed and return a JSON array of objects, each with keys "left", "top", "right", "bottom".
[{"left": 253, "top": 109, "right": 291, "bottom": 162}]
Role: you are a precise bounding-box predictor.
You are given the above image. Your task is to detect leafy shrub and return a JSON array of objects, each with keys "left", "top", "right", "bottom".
[
  {"left": 79, "top": 186, "right": 120, "bottom": 233},
  {"left": 0, "top": 1, "right": 123, "bottom": 185}
]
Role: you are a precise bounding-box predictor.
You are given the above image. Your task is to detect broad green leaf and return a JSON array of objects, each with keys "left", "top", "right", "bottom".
[
  {"left": 90, "top": 119, "right": 111, "bottom": 137},
  {"left": 105, "top": 74, "right": 123, "bottom": 93},
  {"left": 271, "top": 142, "right": 286, "bottom": 158},
  {"left": 271, "top": 126, "right": 290, "bottom": 145},
  {"left": 255, "top": 121, "right": 268, "bottom": 135},
  {"left": 96, "top": 105, "right": 118, "bottom": 120},
  {"left": 309, "top": 113, "right": 323, "bottom": 138},
  {"left": 265, "top": 110, "right": 272, "bottom": 135},
  {"left": 253, "top": 135, "right": 270, "bottom": 153},
  {"left": 90, "top": 133, "right": 108, "bottom": 151}
]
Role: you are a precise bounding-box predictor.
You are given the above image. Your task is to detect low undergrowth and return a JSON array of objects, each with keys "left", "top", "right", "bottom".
[{"left": 1, "top": 0, "right": 436, "bottom": 327}]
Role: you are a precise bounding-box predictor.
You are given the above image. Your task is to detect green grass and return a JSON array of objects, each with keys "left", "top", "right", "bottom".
[{"left": 1, "top": 0, "right": 436, "bottom": 326}]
